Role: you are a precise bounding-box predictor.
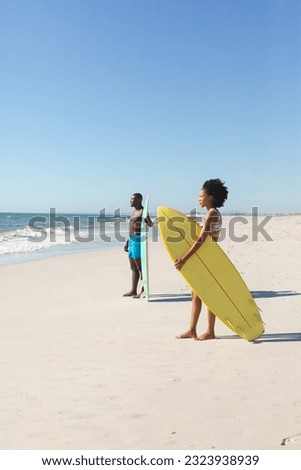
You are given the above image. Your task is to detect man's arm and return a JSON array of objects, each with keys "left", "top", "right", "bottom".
[{"left": 145, "top": 213, "right": 153, "bottom": 227}]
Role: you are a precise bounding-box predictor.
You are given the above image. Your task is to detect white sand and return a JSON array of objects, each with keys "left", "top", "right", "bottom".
[{"left": 0, "top": 215, "right": 301, "bottom": 450}]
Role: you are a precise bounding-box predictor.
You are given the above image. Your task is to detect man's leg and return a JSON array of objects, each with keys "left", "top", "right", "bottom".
[
  {"left": 132, "top": 258, "right": 143, "bottom": 298},
  {"left": 123, "top": 258, "right": 140, "bottom": 296}
]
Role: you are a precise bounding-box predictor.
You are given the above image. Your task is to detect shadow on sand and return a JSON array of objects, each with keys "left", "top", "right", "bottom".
[
  {"left": 251, "top": 290, "right": 301, "bottom": 298},
  {"left": 150, "top": 290, "right": 300, "bottom": 302},
  {"left": 218, "top": 332, "right": 301, "bottom": 343},
  {"left": 149, "top": 291, "right": 301, "bottom": 343},
  {"left": 149, "top": 293, "right": 191, "bottom": 303}
]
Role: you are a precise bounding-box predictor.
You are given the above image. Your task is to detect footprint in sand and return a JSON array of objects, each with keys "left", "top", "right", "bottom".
[{"left": 281, "top": 433, "right": 301, "bottom": 447}]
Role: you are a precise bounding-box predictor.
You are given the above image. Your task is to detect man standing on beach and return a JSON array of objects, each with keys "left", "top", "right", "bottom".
[{"left": 123, "top": 193, "right": 153, "bottom": 298}]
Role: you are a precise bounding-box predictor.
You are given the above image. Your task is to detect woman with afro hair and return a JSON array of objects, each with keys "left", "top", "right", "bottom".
[{"left": 175, "top": 178, "right": 228, "bottom": 340}]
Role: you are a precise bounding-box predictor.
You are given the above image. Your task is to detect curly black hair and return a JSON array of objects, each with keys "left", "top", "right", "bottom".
[{"left": 202, "top": 179, "right": 228, "bottom": 208}]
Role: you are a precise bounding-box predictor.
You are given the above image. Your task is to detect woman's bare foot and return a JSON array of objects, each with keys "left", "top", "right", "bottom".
[
  {"left": 196, "top": 331, "right": 215, "bottom": 341},
  {"left": 176, "top": 330, "right": 197, "bottom": 339}
]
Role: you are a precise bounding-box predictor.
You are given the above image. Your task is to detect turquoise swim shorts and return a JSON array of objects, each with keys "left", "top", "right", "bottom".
[{"left": 128, "top": 235, "right": 141, "bottom": 259}]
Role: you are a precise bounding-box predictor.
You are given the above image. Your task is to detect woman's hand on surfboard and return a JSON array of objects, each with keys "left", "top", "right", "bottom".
[{"left": 175, "top": 257, "right": 185, "bottom": 270}]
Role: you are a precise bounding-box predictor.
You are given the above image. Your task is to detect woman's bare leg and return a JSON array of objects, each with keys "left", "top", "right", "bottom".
[
  {"left": 197, "top": 309, "right": 216, "bottom": 340},
  {"left": 176, "top": 291, "right": 202, "bottom": 339}
]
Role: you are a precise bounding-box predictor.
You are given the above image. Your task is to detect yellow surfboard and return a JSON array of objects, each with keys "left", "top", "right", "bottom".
[{"left": 157, "top": 206, "right": 264, "bottom": 341}]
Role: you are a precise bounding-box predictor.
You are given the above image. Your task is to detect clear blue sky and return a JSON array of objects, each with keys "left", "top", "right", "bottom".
[{"left": 1, "top": 0, "right": 300, "bottom": 214}]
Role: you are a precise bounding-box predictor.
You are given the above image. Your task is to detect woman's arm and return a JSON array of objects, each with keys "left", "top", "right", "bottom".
[{"left": 174, "top": 210, "right": 218, "bottom": 270}]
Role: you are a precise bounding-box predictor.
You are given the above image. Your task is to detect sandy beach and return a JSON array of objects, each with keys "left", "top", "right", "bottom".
[{"left": 0, "top": 215, "right": 300, "bottom": 450}]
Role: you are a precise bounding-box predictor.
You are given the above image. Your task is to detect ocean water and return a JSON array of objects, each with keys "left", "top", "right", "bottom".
[{"left": 0, "top": 211, "right": 129, "bottom": 266}]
